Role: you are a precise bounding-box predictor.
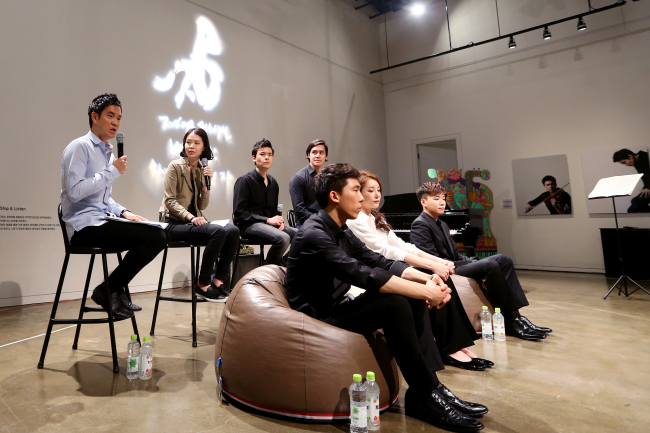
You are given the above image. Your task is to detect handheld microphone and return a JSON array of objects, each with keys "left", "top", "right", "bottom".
[
  {"left": 200, "top": 158, "right": 211, "bottom": 190},
  {"left": 116, "top": 133, "right": 124, "bottom": 158}
]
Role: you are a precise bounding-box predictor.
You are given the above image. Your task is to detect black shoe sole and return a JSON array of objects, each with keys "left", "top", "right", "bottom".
[
  {"left": 444, "top": 356, "right": 486, "bottom": 371},
  {"left": 505, "top": 332, "right": 546, "bottom": 341},
  {"left": 405, "top": 408, "right": 484, "bottom": 432}
]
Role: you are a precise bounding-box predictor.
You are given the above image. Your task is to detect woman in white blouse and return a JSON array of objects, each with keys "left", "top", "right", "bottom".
[{"left": 347, "top": 171, "right": 492, "bottom": 371}]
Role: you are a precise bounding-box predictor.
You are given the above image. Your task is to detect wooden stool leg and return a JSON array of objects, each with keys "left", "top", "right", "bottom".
[
  {"left": 73, "top": 254, "right": 95, "bottom": 350},
  {"left": 37, "top": 253, "right": 70, "bottom": 369},
  {"left": 150, "top": 248, "right": 168, "bottom": 337}
]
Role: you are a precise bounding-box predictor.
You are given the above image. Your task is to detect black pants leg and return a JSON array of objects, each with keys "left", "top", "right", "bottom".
[
  {"left": 329, "top": 293, "right": 442, "bottom": 395},
  {"left": 429, "top": 277, "right": 479, "bottom": 356},
  {"left": 70, "top": 221, "right": 168, "bottom": 293},
  {"left": 166, "top": 223, "right": 241, "bottom": 285},
  {"left": 454, "top": 254, "right": 529, "bottom": 313}
]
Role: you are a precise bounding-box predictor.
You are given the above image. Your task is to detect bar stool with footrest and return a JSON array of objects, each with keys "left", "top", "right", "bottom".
[
  {"left": 37, "top": 205, "right": 140, "bottom": 374},
  {"left": 149, "top": 240, "right": 208, "bottom": 347}
]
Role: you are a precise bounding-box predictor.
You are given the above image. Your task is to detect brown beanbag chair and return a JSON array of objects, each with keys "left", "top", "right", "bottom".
[
  {"left": 450, "top": 275, "right": 492, "bottom": 331},
  {"left": 214, "top": 265, "right": 400, "bottom": 421}
]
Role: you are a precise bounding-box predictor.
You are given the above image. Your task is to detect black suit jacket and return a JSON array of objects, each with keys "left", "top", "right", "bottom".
[{"left": 410, "top": 212, "right": 473, "bottom": 267}]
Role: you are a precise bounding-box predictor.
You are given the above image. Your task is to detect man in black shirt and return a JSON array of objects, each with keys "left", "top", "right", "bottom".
[
  {"left": 286, "top": 163, "right": 487, "bottom": 432},
  {"left": 525, "top": 175, "right": 572, "bottom": 214},
  {"left": 410, "top": 182, "right": 552, "bottom": 342},
  {"left": 233, "top": 139, "right": 297, "bottom": 265},
  {"left": 289, "top": 139, "right": 327, "bottom": 227},
  {"left": 613, "top": 148, "right": 650, "bottom": 213}
]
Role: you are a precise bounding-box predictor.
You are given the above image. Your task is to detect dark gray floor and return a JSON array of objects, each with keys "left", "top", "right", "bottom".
[{"left": 0, "top": 271, "right": 648, "bottom": 432}]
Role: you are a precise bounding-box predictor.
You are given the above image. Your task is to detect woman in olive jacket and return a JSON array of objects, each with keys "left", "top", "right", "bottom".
[{"left": 159, "top": 127, "right": 239, "bottom": 301}]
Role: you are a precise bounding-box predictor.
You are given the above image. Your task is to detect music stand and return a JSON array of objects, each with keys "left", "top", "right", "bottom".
[{"left": 588, "top": 173, "right": 650, "bottom": 299}]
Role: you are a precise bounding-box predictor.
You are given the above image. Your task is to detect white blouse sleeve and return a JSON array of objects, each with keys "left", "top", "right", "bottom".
[
  {"left": 387, "top": 230, "right": 422, "bottom": 257},
  {"left": 347, "top": 217, "right": 408, "bottom": 261}
]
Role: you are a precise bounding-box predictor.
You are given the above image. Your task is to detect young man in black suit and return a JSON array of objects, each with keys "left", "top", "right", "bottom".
[
  {"left": 233, "top": 138, "right": 297, "bottom": 265},
  {"left": 286, "top": 164, "right": 487, "bottom": 432},
  {"left": 410, "top": 182, "right": 552, "bottom": 341}
]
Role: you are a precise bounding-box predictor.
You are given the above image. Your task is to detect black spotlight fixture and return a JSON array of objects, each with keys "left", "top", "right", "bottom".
[
  {"left": 543, "top": 26, "right": 552, "bottom": 40},
  {"left": 508, "top": 36, "right": 516, "bottom": 49},
  {"left": 577, "top": 17, "right": 587, "bottom": 31}
]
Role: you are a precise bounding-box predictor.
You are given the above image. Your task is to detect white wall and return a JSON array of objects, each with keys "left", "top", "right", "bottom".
[
  {"left": 0, "top": 0, "right": 387, "bottom": 307},
  {"left": 380, "top": 0, "right": 650, "bottom": 272}
]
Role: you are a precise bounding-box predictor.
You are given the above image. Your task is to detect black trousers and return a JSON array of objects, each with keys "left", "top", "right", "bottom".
[
  {"left": 70, "top": 221, "right": 168, "bottom": 293},
  {"left": 165, "top": 222, "right": 240, "bottom": 285},
  {"left": 329, "top": 293, "right": 442, "bottom": 395},
  {"left": 454, "top": 254, "right": 529, "bottom": 314},
  {"left": 429, "top": 277, "right": 479, "bottom": 356}
]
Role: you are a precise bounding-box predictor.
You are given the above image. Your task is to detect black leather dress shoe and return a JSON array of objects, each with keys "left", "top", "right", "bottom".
[
  {"left": 520, "top": 316, "right": 552, "bottom": 333},
  {"left": 119, "top": 293, "right": 142, "bottom": 312},
  {"left": 436, "top": 383, "right": 488, "bottom": 418},
  {"left": 405, "top": 388, "right": 484, "bottom": 432},
  {"left": 472, "top": 357, "right": 494, "bottom": 368},
  {"left": 505, "top": 317, "right": 546, "bottom": 341},
  {"left": 444, "top": 355, "right": 486, "bottom": 371},
  {"left": 91, "top": 286, "right": 133, "bottom": 319}
]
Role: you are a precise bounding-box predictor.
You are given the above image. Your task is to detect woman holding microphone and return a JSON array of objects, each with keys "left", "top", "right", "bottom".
[{"left": 159, "top": 127, "right": 240, "bottom": 301}]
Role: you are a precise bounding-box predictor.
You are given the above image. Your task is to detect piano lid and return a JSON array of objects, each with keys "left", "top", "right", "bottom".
[{"left": 380, "top": 193, "right": 421, "bottom": 214}]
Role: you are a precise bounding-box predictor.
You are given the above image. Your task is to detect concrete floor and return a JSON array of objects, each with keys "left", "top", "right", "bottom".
[{"left": 0, "top": 271, "right": 649, "bottom": 433}]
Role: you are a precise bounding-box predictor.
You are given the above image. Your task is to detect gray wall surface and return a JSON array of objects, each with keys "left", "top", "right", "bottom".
[
  {"left": 0, "top": 0, "right": 389, "bottom": 307},
  {"left": 380, "top": 0, "right": 650, "bottom": 272}
]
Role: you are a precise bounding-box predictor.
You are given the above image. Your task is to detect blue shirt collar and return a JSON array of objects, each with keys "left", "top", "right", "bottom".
[{"left": 87, "top": 130, "right": 113, "bottom": 151}]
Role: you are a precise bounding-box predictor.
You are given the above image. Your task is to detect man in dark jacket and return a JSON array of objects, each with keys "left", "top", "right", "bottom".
[
  {"left": 613, "top": 149, "right": 650, "bottom": 213},
  {"left": 286, "top": 164, "right": 487, "bottom": 432},
  {"left": 233, "top": 139, "right": 297, "bottom": 265},
  {"left": 410, "top": 182, "right": 552, "bottom": 341}
]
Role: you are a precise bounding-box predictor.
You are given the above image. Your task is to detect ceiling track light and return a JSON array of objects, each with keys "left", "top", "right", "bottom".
[
  {"left": 577, "top": 17, "right": 587, "bottom": 31},
  {"left": 508, "top": 36, "right": 516, "bottom": 49},
  {"left": 369, "top": 0, "right": 629, "bottom": 74}
]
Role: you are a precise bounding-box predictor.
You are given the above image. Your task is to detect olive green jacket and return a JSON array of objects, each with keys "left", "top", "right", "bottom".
[{"left": 159, "top": 158, "right": 210, "bottom": 222}]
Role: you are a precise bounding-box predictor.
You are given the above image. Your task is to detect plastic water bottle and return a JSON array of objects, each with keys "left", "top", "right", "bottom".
[
  {"left": 126, "top": 334, "right": 140, "bottom": 380},
  {"left": 139, "top": 336, "right": 153, "bottom": 380},
  {"left": 493, "top": 308, "right": 506, "bottom": 341},
  {"left": 349, "top": 374, "right": 368, "bottom": 433},
  {"left": 480, "top": 306, "right": 493, "bottom": 341},
  {"left": 364, "top": 371, "right": 380, "bottom": 431}
]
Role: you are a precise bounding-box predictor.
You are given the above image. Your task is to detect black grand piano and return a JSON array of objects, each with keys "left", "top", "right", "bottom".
[{"left": 380, "top": 193, "right": 484, "bottom": 257}]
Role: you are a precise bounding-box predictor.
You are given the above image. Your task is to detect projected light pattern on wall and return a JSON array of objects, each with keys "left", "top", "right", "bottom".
[
  {"left": 145, "top": 15, "right": 235, "bottom": 207},
  {"left": 158, "top": 116, "right": 232, "bottom": 144},
  {"left": 153, "top": 16, "right": 224, "bottom": 111}
]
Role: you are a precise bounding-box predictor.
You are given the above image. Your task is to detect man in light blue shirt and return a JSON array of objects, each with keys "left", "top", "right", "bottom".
[{"left": 61, "top": 94, "right": 167, "bottom": 319}]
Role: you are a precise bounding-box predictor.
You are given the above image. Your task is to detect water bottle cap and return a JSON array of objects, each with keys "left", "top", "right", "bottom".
[
  {"left": 494, "top": 308, "right": 501, "bottom": 312},
  {"left": 482, "top": 306, "right": 488, "bottom": 310},
  {"left": 131, "top": 334, "right": 138, "bottom": 340},
  {"left": 143, "top": 337, "right": 150, "bottom": 343},
  {"left": 353, "top": 374, "right": 362, "bottom": 382},
  {"left": 366, "top": 371, "right": 375, "bottom": 381}
]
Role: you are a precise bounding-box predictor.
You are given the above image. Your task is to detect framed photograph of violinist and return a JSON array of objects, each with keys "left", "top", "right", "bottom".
[
  {"left": 580, "top": 147, "right": 650, "bottom": 214},
  {"left": 512, "top": 155, "right": 572, "bottom": 216}
]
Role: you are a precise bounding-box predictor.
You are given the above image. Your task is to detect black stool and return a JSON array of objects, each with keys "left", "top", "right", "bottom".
[
  {"left": 231, "top": 237, "right": 269, "bottom": 288},
  {"left": 37, "top": 205, "right": 139, "bottom": 374},
  {"left": 287, "top": 209, "right": 296, "bottom": 228},
  {"left": 149, "top": 241, "right": 207, "bottom": 347}
]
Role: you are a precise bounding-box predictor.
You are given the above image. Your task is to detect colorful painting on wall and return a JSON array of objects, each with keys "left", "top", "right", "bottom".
[{"left": 434, "top": 168, "right": 497, "bottom": 259}]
